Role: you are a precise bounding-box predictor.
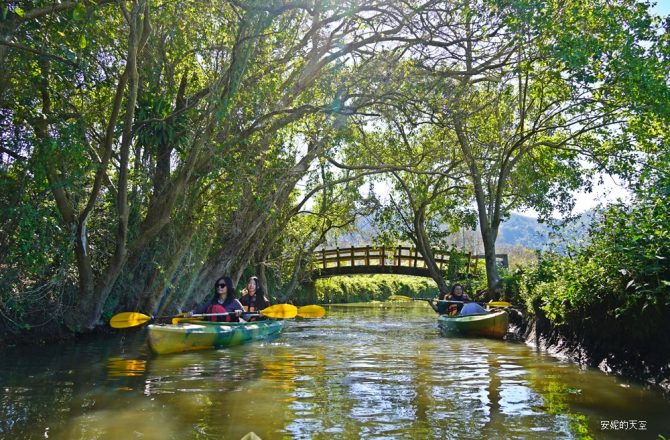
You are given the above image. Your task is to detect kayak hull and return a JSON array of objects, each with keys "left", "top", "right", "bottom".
[
  {"left": 437, "top": 310, "right": 509, "bottom": 339},
  {"left": 148, "top": 320, "right": 284, "bottom": 354}
]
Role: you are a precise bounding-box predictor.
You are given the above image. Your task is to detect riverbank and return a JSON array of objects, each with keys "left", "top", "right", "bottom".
[
  {"left": 512, "top": 308, "right": 670, "bottom": 394},
  {"left": 0, "top": 320, "right": 118, "bottom": 349}
]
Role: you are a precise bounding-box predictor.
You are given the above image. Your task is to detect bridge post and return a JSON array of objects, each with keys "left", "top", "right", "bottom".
[
  {"left": 365, "top": 245, "right": 370, "bottom": 266},
  {"left": 350, "top": 246, "right": 355, "bottom": 267},
  {"left": 336, "top": 247, "right": 341, "bottom": 267},
  {"left": 413, "top": 248, "right": 418, "bottom": 268},
  {"left": 380, "top": 246, "right": 385, "bottom": 267},
  {"left": 322, "top": 248, "right": 326, "bottom": 269}
]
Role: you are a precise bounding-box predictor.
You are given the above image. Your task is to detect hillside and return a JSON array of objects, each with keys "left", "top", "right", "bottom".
[
  {"left": 327, "top": 212, "right": 592, "bottom": 251},
  {"left": 497, "top": 214, "right": 550, "bottom": 248}
]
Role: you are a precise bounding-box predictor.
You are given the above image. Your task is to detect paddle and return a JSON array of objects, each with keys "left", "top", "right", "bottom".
[
  {"left": 414, "top": 297, "right": 513, "bottom": 308},
  {"left": 297, "top": 304, "right": 327, "bottom": 318},
  {"left": 173, "top": 304, "right": 326, "bottom": 323},
  {"left": 110, "top": 303, "right": 326, "bottom": 329},
  {"left": 110, "top": 304, "right": 297, "bottom": 329}
]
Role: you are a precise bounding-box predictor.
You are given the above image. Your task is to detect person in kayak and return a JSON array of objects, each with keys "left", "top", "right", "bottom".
[
  {"left": 187, "top": 276, "right": 244, "bottom": 322},
  {"left": 239, "top": 276, "right": 270, "bottom": 321},
  {"left": 429, "top": 284, "right": 472, "bottom": 315}
]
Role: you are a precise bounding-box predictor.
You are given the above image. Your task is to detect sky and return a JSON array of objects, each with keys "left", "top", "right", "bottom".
[{"left": 653, "top": 0, "right": 670, "bottom": 16}]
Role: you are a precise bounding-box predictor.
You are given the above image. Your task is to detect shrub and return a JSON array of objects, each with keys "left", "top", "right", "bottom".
[{"left": 314, "top": 274, "right": 439, "bottom": 303}]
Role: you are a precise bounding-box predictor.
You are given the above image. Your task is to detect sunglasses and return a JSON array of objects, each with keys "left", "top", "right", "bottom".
[{"left": 217, "top": 284, "right": 227, "bottom": 288}]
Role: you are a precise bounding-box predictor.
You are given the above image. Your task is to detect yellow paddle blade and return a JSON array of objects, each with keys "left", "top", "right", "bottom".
[
  {"left": 487, "top": 301, "right": 512, "bottom": 308},
  {"left": 260, "top": 303, "right": 298, "bottom": 319},
  {"left": 109, "top": 312, "right": 152, "bottom": 329},
  {"left": 387, "top": 294, "right": 413, "bottom": 301},
  {"left": 297, "top": 305, "right": 326, "bottom": 318}
]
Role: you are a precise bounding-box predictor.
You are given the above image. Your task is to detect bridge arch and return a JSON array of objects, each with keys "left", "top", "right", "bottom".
[{"left": 311, "top": 245, "right": 508, "bottom": 279}]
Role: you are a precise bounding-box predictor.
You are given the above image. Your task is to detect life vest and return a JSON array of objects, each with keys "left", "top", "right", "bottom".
[
  {"left": 241, "top": 294, "right": 268, "bottom": 312},
  {"left": 448, "top": 294, "right": 469, "bottom": 316},
  {"left": 207, "top": 303, "right": 232, "bottom": 322}
]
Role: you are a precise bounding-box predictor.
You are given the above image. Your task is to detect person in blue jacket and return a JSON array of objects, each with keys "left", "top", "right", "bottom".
[{"left": 429, "top": 284, "right": 486, "bottom": 315}]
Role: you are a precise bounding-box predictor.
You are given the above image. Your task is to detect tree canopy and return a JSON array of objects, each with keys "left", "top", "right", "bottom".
[{"left": 0, "top": 0, "right": 668, "bottom": 336}]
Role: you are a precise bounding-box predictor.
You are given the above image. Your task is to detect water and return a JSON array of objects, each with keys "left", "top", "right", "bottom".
[{"left": 1, "top": 302, "right": 668, "bottom": 439}]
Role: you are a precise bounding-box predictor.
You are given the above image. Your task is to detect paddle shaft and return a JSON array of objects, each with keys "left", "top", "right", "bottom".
[
  {"left": 415, "top": 297, "right": 510, "bottom": 306},
  {"left": 415, "top": 297, "right": 473, "bottom": 304},
  {"left": 111, "top": 303, "right": 324, "bottom": 329},
  {"left": 187, "top": 311, "right": 242, "bottom": 318},
  {"left": 170, "top": 305, "right": 324, "bottom": 319}
]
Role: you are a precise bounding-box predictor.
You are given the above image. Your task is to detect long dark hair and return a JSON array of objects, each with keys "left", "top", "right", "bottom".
[
  {"left": 212, "top": 276, "right": 236, "bottom": 306},
  {"left": 248, "top": 276, "right": 270, "bottom": 308},
  {"left": 248, "top": 276, "right": 265, "bottom": 297},
  {"left": 450, "top": 283, "right": 465, "bottom": 297}
]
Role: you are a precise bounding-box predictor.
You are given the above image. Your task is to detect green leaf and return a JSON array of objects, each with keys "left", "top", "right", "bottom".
[
  {"left": 14, "top": 6, "right": 25, "bottom": 17},
  {"left": 79, "top": 35, "right": 87, "bottom": 49},
  {"left": 73, "top": 3, "right": 86, "bottom": 20}
]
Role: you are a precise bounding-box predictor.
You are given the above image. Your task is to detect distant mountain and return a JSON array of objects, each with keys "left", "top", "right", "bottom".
[
  {"left": 497, "top": 214, "right": 550, "bottom": 248},
  {"left": 326, "top": 212, "right": 592, "bottom": 251}
]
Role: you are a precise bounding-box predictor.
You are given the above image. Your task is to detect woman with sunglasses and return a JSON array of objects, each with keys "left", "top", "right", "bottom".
[{"left": 187, "top": 276, "right": 244, "bottom": 322}]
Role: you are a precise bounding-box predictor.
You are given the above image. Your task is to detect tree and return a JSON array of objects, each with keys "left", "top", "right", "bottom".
[
  {"left": 369, "top": 122, "right": 474, "bottom": 294},
  {"left": 407, "top": 0, "right": 670, "bottom": 294}
]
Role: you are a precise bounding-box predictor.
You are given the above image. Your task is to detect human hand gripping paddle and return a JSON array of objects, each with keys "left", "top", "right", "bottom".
[{"left": 110, "top": 304, "right": 326, "bottom": 329}]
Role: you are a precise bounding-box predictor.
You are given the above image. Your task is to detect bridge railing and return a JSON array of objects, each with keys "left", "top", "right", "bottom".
[{"left": 312, "top": 245, "right": 508, "bottom": 276}]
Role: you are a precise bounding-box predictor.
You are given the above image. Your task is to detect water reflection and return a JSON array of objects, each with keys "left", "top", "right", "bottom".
[
  {"left": 0, "top": 304, "right": 669, "bottom": 439},
  {"left": 106, "top": 357, "right": 147, "bottom": 378}
]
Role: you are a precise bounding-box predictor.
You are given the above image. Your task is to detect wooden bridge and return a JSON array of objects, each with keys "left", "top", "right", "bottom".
[{"left": 312, "top": 245, "right": 508, "bottom": 278}]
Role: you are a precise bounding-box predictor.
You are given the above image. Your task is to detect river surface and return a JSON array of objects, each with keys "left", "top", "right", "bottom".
[{"left": 1, "top": 302, "right": 668, "bottom": 439}]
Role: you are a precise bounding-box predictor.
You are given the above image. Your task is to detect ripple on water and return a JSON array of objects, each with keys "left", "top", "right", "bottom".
[{"left": 2, "top": 304, "right": 670, "bottom": 439}]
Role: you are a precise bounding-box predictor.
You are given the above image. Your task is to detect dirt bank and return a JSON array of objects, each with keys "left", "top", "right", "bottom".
[{"left": 509, "top": 307, "right": 670, "bottom": 394}]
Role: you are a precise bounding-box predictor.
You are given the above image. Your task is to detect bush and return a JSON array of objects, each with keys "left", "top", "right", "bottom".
[
  {"left": 518, "top": 177, "right": 670, "bottom": 348},
  {"left": 314, "top": 274, "right": 439, "bottom": 303}
]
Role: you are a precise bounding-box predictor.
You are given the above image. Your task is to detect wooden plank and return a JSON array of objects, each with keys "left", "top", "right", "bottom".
[{"left": 311, "top": 246, "right": 506, "bottom": 277}]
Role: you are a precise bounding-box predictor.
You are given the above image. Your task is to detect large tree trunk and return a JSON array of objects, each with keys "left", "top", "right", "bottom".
[
  {"left": 454, "top": 118, "right": 501, "bottom": 296},
  {"left": 186, "top": 130, "right": 329, "bottom": 306},
  {"left": 479, "top": 218, "right": 501, "bottom": 300},
  {"left": 413, "top": 207, "right": 450, "bottom": 295},
  {"left": 73, "top": 1, "right": 148, "bottom": 329}
]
